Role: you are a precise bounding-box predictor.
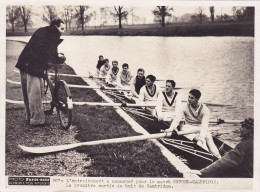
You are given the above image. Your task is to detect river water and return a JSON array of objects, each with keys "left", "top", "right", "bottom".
[{"left": 7, "top": 36, "right": 254, "bottom": 146}]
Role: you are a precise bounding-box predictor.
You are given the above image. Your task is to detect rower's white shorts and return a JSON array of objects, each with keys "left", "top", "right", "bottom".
[{"left": 180, "top": 124, "right": 211, "bottom": 141}]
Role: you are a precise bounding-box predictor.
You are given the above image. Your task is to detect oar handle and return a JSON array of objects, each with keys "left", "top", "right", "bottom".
[{"left": 210, "top": 118, "right": 243, "bottom": 124}]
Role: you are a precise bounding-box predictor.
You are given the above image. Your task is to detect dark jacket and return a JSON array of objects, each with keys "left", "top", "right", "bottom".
[
  {"left": 200, "top": 137, "right": 253, "bottom": 178},
  {"left": 15, "top": 26, "right": 66, "bottom": 77}
]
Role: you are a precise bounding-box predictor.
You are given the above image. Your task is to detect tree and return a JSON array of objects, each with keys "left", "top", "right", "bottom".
[
  {"left": 209, "top": 6, "right": 215, "bottom": 22},
  {"left": 233, "top": 7, "right": 254, "bottom": 22},
  {"left": 242, "top": 7, "right": 254, "bottom": 21},
  {"left": 112, "top": 6, "right": 128, "bottom": 29},
  {"left": 42, "top": 6, "right": 58, "bottom": 24},
  {"left": 17, "top": 6, "right": 32, "bottom": 32},
  {"left": 74, "top": 6, "right": 93, "bottom": 31},
  {"left": 152, "top": 6, "right": 173, "bottom": 28},
  {"left": 129, "top": 7, "right": 136, "bottom": 25},
  {"left": 6, "top": 5, "right": 19, "bottom": 32},
  {"left": 99, "top": 7, "right": 110, "bottom": 27},
  {"left": 61, "top": 6, "right": 74, "bottom": 30},
  {"left": 196, "top": 7, "right": 205, "bottom": 24}
]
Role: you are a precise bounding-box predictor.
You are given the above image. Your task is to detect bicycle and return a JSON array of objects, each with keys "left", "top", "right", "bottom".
[{"left": 43, "top": 64, "right": 73, "bottom": 130}]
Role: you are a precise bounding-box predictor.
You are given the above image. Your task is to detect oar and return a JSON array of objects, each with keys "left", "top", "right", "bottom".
[
  {"left": 13, "top": 69, "right": 105, "bottom": 79},
  {"left": 209, "top": 119, "right": 243, "bottom": 124},
  {"left": 68, "top": 84, "right": 131, "bottom": 91},
  {"left": 73, "top": 101, "right": 156, "bottom": 108},
  {"left": 6, "top": 99, "right": 51, "bottom": 104},
  {"left": 5, "top": 99, "right": 155, "bottom": 108},
  {"left": 6, "top": 79, "right": 131, "bottom": 91},
  {"left": 7, "top": 79, "right": 21, "bottom": 85},
  {"left": 18, "top": 127, "right": 222, "bottom": 154},
  {"left": 181, "top": 100, "right": 233, "bottom": 107}
]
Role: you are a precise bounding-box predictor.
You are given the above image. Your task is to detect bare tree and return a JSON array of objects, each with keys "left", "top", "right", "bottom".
[
  {"left": 152, "top": 6, "right": 173, "bottom": 28},
  {"left": 112, "top": 6, "right": 128, "bottom": 29},
  {"left": 196, "top": 7, "right": 205, "bottom": 24},
  {"left": 6, "top": 5, "right": 20, "bottom": 32},
  {"left": 129, "top": 7, "right": 136, "bottom": 25},
  {"left": 61, "top": 6, "right": 74, "bottom": 30},
  {"left": 17, "top": 6, "right": 32, "bottom": 32},
  {"left": 93, "top": 11, "right": 97, "bottom": 28},
  {"left": 209, "top": 6, "right": 215, "bottom": 22},
  {"left": 74, "top": 6, "right": 93, "bottom": 31},
  {"left": 42, "top": 6, "right": 58, "bottom": 24},
  {"left": 100, "top": 7, "right": 111, "bottom": 27}
]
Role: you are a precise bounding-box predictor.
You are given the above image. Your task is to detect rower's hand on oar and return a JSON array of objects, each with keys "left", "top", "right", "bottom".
[
  {"left": 121, "top": 102, "right": 127, "bottom": 107},
  {"left": 161, "top": 128, "right": 178, "bottom": 137},
  {"left": 89, "top": 75, "right": 94, "bottom": 79},
  {"left": 100, "top": 86, "right": 105, "bottom": 90}
]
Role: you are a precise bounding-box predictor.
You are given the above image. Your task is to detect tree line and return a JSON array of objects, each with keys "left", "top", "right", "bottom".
[{"left": 6, "top": 5, "right": 254, "bottom": 32}]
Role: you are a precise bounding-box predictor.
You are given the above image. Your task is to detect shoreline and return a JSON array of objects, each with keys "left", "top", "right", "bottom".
[{"left": 6, "top": 22, "right": 254, "bottom": 37}]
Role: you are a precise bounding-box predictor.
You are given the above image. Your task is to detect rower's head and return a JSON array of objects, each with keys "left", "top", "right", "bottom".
[
  {"left": 137, "top": 68, "right": 145, "bottom": 79},
  {"left": 166, "top": 80, "right": 176, "bottom": 93},
  {"left": 122, "top": 63, "right": 129, "bottom": 73},
  {"left": 146, "top": 75, "right": 156, "bottom": 87},
  {"left": 188, "top": 89, "right": 201, "bottom": 104},
  {"left": 104, "top": 59, "right": 109, "bottom": 66},
  {"left": 240, "top": 118, "right": 254, "bottom": 139},
  {"left": 112, "top": 60, "right": 118, "bottom": 68},
  {"left": 99, "top": 55, "right": 104, "bottom": 60}
]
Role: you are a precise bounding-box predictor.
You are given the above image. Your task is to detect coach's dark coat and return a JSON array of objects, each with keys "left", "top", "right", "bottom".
[{"left": 16, "top": 26, "right": 65, "bottom": 77}]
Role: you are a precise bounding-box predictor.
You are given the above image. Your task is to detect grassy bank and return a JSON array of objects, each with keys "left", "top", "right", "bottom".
[
  {"left": 6, "top": 22, "right": 254, "bottom": 37},
  {"left": 6, "top": 40, "right": 181, "bottom": 177}
]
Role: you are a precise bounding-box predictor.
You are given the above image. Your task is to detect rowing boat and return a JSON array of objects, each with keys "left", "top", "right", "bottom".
[{"left": 90, "top": 77, "right": 246, "bottom": 177}]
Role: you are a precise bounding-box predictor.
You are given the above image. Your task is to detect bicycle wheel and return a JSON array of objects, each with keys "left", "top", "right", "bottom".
[
  {"left": 42, "top": 76, "right": 54, "bottom": 114},
  {"left": 56, "top": 81, "right": 73, "bottom": 129}
]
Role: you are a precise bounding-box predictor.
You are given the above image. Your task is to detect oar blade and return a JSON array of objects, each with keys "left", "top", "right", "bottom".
[{"left": 18, "top": 143, "right": 81, "bottom": 154}]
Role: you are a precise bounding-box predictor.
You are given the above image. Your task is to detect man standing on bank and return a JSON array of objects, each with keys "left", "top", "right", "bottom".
[{"left": 15, "top": 19, "right": 66, "bottom": 126}]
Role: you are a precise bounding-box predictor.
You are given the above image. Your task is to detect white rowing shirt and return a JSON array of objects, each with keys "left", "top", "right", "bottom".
[
  {"left": 139, "top": 84, "right": 161, "bottom": 104},
  {"left": 118, "top": 70, "right": 133, "bottom": 87},
  {"left": 169, "top": 102, "right": 210, "bottom": 137},
  {"left": 99, "top": 64, "right": 110, "bottom": 78},
  {"left": 106, "top": 67, "right": 120, "bottom": 84},
  {"left": 156, "top": 91, "right": 181, "bottom": 121}
]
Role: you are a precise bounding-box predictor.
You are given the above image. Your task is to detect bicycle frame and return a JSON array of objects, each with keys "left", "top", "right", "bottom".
[{"left": 43, "top": 64, "right": 73, "bottom": 129}]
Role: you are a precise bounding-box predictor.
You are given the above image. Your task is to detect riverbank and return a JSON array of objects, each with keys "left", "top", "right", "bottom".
[
  {"left": 6, "top": 40, "right": 182, "bottom": 177},
  {"left": 6, "top": 21, "right": 254, "bottom": 37}
]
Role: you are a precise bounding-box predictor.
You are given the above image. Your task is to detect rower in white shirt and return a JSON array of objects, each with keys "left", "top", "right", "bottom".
[
  {"left": 105, "top": 60, "right": 120, "bottom": 86},
  {"left": 165, "top": 89, "right": 221, "bottom": 158},
  {"left": 156, "top": 80, "right": 181, "bottom": 122},
  {"left": 138, "top": 75, "right": 161, "bottom": 116},
  {"left": 117, "top": 63, "right": 133, "bottom": 88},
  {"left": 99, "top": 59, "right": 110, "bottom": 78}
]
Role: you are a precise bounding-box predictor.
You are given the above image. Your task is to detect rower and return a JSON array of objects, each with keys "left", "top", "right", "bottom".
[
  {"left": 117, "top": 63, "right": 133, "bottom": 88},
  {"left": 96, "top": 55, "right": 105, "bottom": 76},
  {"left": 130, "top": 68, "right": 146, "bottom": 101},
  {"left": 138, "top": 75, "right": 161, "bottom": 116},
  {"left": 165, "top": 89, "right": 221, "bottom": 158},
  {"left": 105, "top": 60, "right": 120, "bottom": 86},
  {"left": 187, "top": 118, "right": 253, "bottom": 177},
  {"left": 99, "top": 59, "right": 110, "bottom": 78},
  {"left": 156, "top": 80, "right": 181, "bottom": 122}
]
